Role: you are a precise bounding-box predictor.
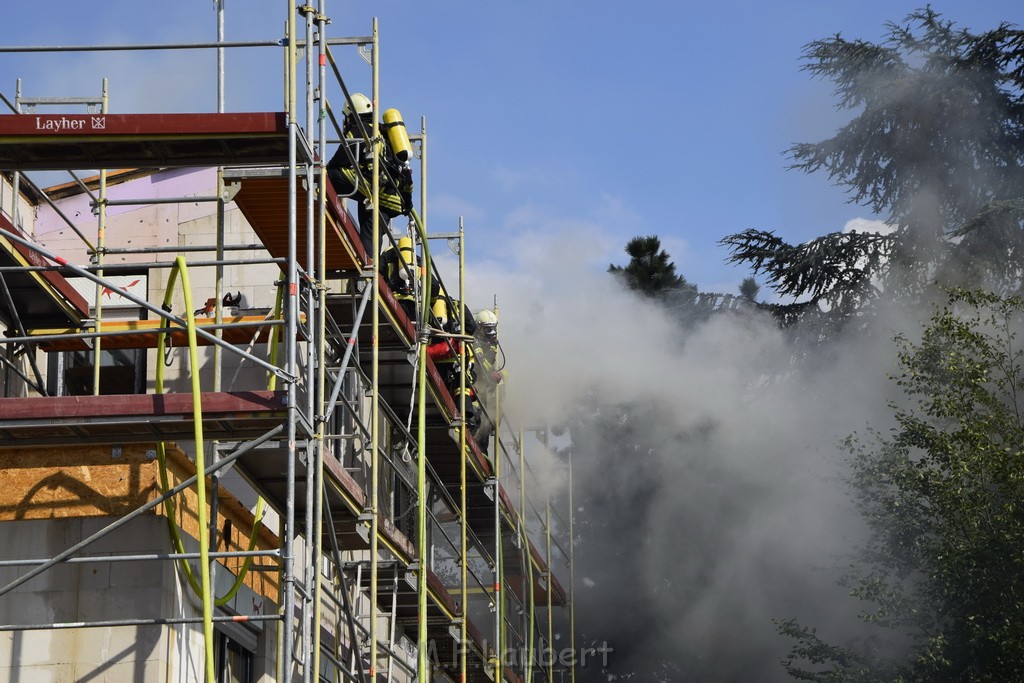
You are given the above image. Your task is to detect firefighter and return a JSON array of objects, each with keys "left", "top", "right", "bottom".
[
  {"left": 427, "top": 303, "right": 481, "bottom": 435},
  {"left": 469, "top": 308, "right": 506, "bottom": 454},
  {"left": 326, "top": 92, "right": 413, "bottom": 260}
]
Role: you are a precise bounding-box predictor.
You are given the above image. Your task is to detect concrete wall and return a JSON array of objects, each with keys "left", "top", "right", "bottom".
[
  {"left": 0, "top": 515, "right": 178, "bottom": 682},
  {"left": 0, "top": 441, "right": 280, "bottom": 682},
  {"left": 0, "top": 172, "right": 38, "bottom": 235},
  {"left": 0, "top": 515, "right": 277, "bottom": 682}
]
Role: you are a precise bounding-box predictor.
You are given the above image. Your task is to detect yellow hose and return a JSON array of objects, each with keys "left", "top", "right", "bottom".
[
  {"left": 267, "top": 278, "right": 284, "bottom": 391},
  {"left": 522, "top": 522, "right": 535, "bottom": 683},
  {"left": 152, "top": 256, "right": 270, "bottom": 681},
  {"left": 410, "top": 208, "right": 432, "bottom": 678}
]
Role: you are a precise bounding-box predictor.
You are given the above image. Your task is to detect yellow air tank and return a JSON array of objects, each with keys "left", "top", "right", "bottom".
[
  {"left": 383, "top": 108, "right": 412, "bottom": 162},
  {"left": 431, "top": 286, "right": 449, "bottom": 326},
  {"left": 432, "top": 297, "right": 448, "bottom": 322},
  {"left": 398, "top": 236, "right": 414, "bottom": 265}
]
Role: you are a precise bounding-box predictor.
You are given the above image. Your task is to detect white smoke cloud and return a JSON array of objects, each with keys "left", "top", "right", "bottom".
[{"left": 450, "top": 218, "right": 908, "bottom": 679}]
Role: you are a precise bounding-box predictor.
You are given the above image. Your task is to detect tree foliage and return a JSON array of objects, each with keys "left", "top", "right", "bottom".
[
  {"left": 608, "top": 235, "right": 692, "bottom": 297},
  {"left": 722, "top": 8, "right": 1024, "bottom": 327},
  {"left": 610, "top": 234, "right": 756, "bottom": 328},
  {"left": 739, "top": 276, "right": 761, "bottom": 302},
  {"left": 780, "top": 289, "right": 1024, "bottom": 680}
]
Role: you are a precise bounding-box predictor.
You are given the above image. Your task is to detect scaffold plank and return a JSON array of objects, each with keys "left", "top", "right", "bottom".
[
  {"left": 0, "top": 112, "right": 289, "bottom": 170},
  {"left": 0, "top": 391, "right": 287, "bottom": 445},
  {"left": 227, "top": 171, "right": 365, "bottom": 272}
]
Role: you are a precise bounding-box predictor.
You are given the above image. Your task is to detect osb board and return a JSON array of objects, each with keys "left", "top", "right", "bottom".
[
  {"left": 0, "top": 443, "right": 279, "bottom": 602},
  {"left": 0, "top": 444, "right": 158, "bottom": 520}
]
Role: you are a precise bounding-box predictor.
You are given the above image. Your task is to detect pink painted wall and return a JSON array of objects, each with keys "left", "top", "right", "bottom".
[{"left": 35, "top": 167, "right": 217, "bottom": 236}]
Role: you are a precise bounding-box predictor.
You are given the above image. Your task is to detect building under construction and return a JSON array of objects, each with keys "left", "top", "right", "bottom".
[{"left": 0, "top": 4, "right": 574, "bottom": 682}]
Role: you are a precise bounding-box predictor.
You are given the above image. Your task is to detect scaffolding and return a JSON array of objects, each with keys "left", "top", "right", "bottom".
[{"left": 0, "top": 3, "right": 573, "bottom": 683}]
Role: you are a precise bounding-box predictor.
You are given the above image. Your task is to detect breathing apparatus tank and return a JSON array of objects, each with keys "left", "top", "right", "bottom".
[
  {"left": 397, "top": 236, "right": 415, "bottom": 284},
  {"left": 397, "top": 236, "right": 414, "bottom": 264},
  {"left": 382, "top": 108, "right": 412, "bottom": 162},
  {"left": 432, "top": 296, "right": 448, "bottom": 326}
]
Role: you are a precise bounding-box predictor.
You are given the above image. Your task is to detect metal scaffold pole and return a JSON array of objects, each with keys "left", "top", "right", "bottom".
[
  {"left": 312, "top": 3, "right": 329, "bottom": 682},
  {"left": 92, "top": 79, "right": 109, "bottom": 396},
  {"left": 299, "top": 7, "right": 318, "bottom": 683},
  {"left": 213, "top": 0, "right": 226, "bottom": 394},
  {"left": 494, "top": 427, "right": 503, "bottom": 680},
  {"left": 416, "top": 118, "right": 432, "bottom": 680},
  {"left": 459, "top": 216, "right": 469, "bottom": 683},
  {"left": 283, "top": 0, "right": 300, "bottom": 679},
  {"left": 210, "top": 0, "right": 227, "bottom": 642},
  {"left": 545, "top": 429, "right": 555, "bottom": 683},
  {"left": 519, "top": 429, "right": 534, "bottom": 683},
  {"left": 569, "top": 450, "right": 577, "bottom": 683},
  {"left": 368, "top": 17, "right": 381, "bottom": 682}
]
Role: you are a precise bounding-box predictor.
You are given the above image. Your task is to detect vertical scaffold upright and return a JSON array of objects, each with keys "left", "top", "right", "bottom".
[{"left": 0, "top": 3, "right": 574, "bottom": 682}]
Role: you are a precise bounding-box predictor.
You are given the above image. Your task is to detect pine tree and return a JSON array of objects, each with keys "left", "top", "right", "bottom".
[
  {"left": 608, "top": 235, "right": 690, "bottom": 297},
  {"left": 739, "top": 277, "right": 760, "bottom": 303},
  {"left": 722, "top": 9, "right": 1024, "bottom": 329}
]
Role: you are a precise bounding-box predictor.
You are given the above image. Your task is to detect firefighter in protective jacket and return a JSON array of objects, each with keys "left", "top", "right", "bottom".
[
  {"left": 426, "top": 304, "right": 482, "bottom": 440},
  {"left": 327, "top": 92, "right": 413, "bottom": 259},
  {"left": 469, "top": 308, "right": 505, "bottom": 454}
]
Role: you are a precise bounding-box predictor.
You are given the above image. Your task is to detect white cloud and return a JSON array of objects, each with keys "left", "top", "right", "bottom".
[
  {"left": 842, "top": 217, "right": 894, "bottom": 234},
  {"left": 491, "top": 164, "right": 549, "bottom": 192},
  {"left": 428, "top": 192, "right": 486, "bottom": 223},
  {"left": 658, "top": 234, "right": 690, "bottom": 264}
]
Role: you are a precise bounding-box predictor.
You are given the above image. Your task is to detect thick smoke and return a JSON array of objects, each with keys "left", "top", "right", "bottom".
[
  {"left": 458, "top": 225, "right": 915, "bottom": 680},
  {"left": 439, "top": 17, "right": 1018, "bottom": 677}
]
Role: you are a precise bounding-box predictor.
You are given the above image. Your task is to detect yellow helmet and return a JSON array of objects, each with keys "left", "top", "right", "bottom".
[{"left": 343, "top": 92, "right": 373, "bottom": 118}]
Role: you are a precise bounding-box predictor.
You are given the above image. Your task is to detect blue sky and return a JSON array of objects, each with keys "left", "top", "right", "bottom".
[{"left": 1, "top": 1, "right": 1019, "bottom": 294}]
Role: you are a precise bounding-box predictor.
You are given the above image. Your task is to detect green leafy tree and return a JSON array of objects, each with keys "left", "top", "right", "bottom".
[
  {"left": 779, "top": 289, "right": 1024, "bottom": 680},
  {"left": 722, "top": 9, "right": 1024, "bottom": 329}
]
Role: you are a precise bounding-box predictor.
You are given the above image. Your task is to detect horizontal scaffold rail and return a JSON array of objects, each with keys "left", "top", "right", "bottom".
[{"left": 29, "top": 313, "right": 305, "bottom": 351}]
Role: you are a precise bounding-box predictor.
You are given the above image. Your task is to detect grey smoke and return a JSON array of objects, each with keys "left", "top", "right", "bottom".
[{"left": 455, "top": 225, "right": 914, "bottom": 680}]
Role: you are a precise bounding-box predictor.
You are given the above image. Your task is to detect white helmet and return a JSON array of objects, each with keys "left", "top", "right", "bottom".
[
  {"left": 475, "top": 309, "right": 498, "bottom": 340},
  {"left": 343, "top": 92, "right": 373, "bottom": 118}
]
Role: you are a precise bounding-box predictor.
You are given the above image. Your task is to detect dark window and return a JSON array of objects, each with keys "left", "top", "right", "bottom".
[
  {"left": 48, "top": 346, "right": 146, "bottom": 395},
  {"left": 217, "top": 631, "right": 254, "bottom": 683}
]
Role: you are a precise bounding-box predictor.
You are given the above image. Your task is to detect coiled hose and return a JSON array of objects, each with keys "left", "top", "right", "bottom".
[{"left": 153, "top": 256, "right": 268, "bottom": 683}]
